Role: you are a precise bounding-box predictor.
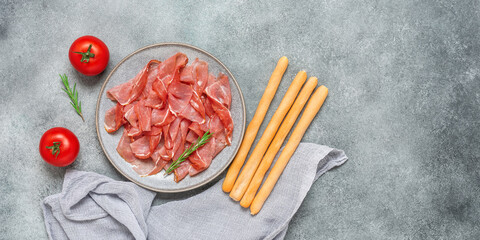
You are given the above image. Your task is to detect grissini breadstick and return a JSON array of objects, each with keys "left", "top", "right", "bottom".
[
  {"left": 229, "top": 71, "right": 307, "bottom": 201},
  {"left": 239, "top": 77, "right": 318, "bottom": 208},
  {"left": 250, "top": 85, "right": 329, "bottom": 215},
  {"left": 222, "top": 56, "right": 289, "bottom": 193}
]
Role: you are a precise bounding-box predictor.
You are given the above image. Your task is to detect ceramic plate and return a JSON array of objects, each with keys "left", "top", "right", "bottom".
[{"left": 96, "top": 43, "right": 245, "bottom": 193}]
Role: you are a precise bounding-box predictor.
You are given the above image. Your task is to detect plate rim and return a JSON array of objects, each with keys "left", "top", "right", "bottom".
[{"left": 95, "top": 42, "right": 246, "bottom": 193}]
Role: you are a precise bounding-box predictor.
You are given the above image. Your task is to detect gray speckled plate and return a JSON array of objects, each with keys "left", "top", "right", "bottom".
[{"left": 96, "top": 43, "right": 245, "bottom": 193}]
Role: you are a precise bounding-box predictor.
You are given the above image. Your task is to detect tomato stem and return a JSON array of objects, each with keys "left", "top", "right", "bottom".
[
  {"left": 73, "top": 44, "right": 95, "bottom": 63},
  {"left": 46, "top": 141, "right": 61, "bottom": 158}
]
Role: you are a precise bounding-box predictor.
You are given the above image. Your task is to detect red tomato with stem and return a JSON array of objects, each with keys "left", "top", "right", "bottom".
[
  {"left": 39, "top": 127, "right": 80, "bottom": 167},
  {"left": 68, "top": 35, "right": 109, "bottom": 76}
]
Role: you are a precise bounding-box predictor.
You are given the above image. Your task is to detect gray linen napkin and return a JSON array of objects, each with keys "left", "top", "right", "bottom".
[{"left": 42, "top": 143, "right": 347, "bottom": 240}]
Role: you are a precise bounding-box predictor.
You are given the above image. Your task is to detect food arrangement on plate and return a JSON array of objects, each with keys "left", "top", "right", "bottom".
[
  {"left": 95, "top": 43, "right": 245, "bottom": 193},
  {"left": 104, "top": 52, "right": 234, "bottom": 182}
]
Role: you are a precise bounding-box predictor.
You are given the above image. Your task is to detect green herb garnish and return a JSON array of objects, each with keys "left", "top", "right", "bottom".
[
  {"left": 60, "top": 74, "right": 84, "bottom": 122},
  {"left": 165, "top": 130, "right": 212, "bottom": 175}
]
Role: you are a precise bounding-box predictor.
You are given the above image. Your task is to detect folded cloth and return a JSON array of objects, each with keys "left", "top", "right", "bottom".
[{"left": 42, "top": 143, "right": 347, "bottom": 240}]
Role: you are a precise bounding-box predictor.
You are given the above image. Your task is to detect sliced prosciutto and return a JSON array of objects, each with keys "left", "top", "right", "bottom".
[
  {"left": 192, "top": 59, "right": 209, "bottom": 96},
  {"left": 116, "top": 129, "right": 137, "bottom": 163},
  {"left": 190, "top": 92, "right": 206, "bottom": 121},
  {"left": 186, "top": 130, "right": 199, "bottom": 143},
  {"left": 130, "top": 135, "right": 152, "bottom": 159},
  {"left": 104, "top": 103, "right": 124, "bottom": 133},
  {"left": 152, "top": 78, "right": 168, "bottom": 102},
  {"left": 205, "top": 73, "right": 233, "bottom": 140},
  {"left": 135, "top": 100, "right": 152, "bottom": 132},
  {"left": 167, "top": 78, "right": 193, "bottom": 115},
  {"left": 189, "top": 137, "right": 216, "bottom": 173},
  {"left": 174, "top": 160, "right": 192, "bottom": 182},
  {"left": 144, "top": 92, "right": 164, "bottom": 109},
  {"left": 151, "top": 107, "right": 175, "bottom": 127},
  {"left": 148, "top": 146, "right": 169, "bottom": 176},
  {"left": 157, "top": 52, "right": 188, "bottom": 86},
  {"left": 140, "top": 60, "right": 161, "bottom": 99},
  {"left": 179, "top": 65, "right": 194, "bottom": 84},
  {"left": 124, "top": 105, "right": 138, "bottom": 127},
  {"left": 107, "top": 60, "right": 154, "bottom": 105},
  {"left": 168, "top": 78, "right": 205, "bottom": 123},
  {"left": 205, "top": 73, "right": 231, "bottom": 108},
  {"left": 141, "top": 60, "right": 165, "bottom": 109},
  {"left": 117, "top": 129, "right": 155, "bottom": 176},
  {"left": 203, "top": 95, "right": 216, "bottom": 118},
  {"left": 105, "top": 52, "right": 233, "bottom": 182}
]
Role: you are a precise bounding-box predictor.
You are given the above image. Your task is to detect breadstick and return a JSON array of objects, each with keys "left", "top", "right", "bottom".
[
  {"left": 229, "top": 71, "right": 307, "bottom": 201},
  {"left": 222, "top": 57, "right": 288, "bottom": 193},
  {"left": 250, "top": 85, "right": 328, "bottom": 215},
  {"left": 240, "top": 77, "right": 318, "bottom": 208}
]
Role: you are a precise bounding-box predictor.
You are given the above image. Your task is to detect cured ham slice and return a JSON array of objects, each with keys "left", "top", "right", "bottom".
[
  {"left": 145, "top": 126, "right": 163, "bottom": 136},
  {"left": 126, "top": 125, "right": 142, "bottom": 138},
  {"left": 168, "top": 117, "right": 182, "bottom": 144},
  {"left": 167, "top": 83, "right": 204, "bottom": 123},
  {"left": 144, "top": 93, "right": 164, "bottom": 109},
  {"left": 158, "top": 144, "right": 172, "bottom": 161},
  {"left": 205, "top": 72, "right": 217, "bottom": 89},
  {"left": 170, "top": 119, "right": 190, "bottom": 161},
  {"left": 140, "top": 60, "right": 161, "bottom": 99},
  {"left": 152, "top": 78, "right": 168, "bottom": 102},
  {"left": 148, "top": 145, "right": 169, "bottom": 176},
  {"left": 124, "top": 105, "right": 138, "bottom": 127},
  {"left": 157, "top": 52, "right": 188, "bottom": 86},
  {"left": 188, "top": 165, "right": 202, "bottom": 176},
  {"left": 205, "top": 73, "right": 233, "bottom": 143},
  {"left": 135, "top": 101, "right": 152, "bottom": 132},
  {"left": 117, "top": 129, "right": 155, "bottom": 176},
  {"left": 104, "top": 103, "right": 124, "bottom": 133},
  {"left": 186, "top": 130, "right": 198, "bottom": 143},
  {"left": 174, "top": 160, "right": 191, "bottom": 182},
  {"left": 105, "top": 52, "right": 234, "bottom": 182},
  {"left": 189, "top": 137, "right": 216, "bottom": 171},
  {"left": 209, "top": 115, "right": 228, "bottom": 156},
  {"left": 139, "top": 61, "right": 164, "bottom": 109},
  {"left": 179, "top": 65, "right": 194, "bottom": 84},
  {"left": 107, "top": 61, "right": 152, "bottom": 105},
  {"left": 208, "top": 97, "right": 233, "bottom": 145},
  {"left": 149, "top": 134, "right": 162, "bottom": 152},
  {"left": 189, "top": 117, "right": 209, "bottom": 137},
  {"left": 205, "top": 73, "right": 231, "bottom": 108},
  {"left": 179, "top": 103, "right": 205, "bottom": 123},
  {"left": 189, "top": 92, "right": 206, "bottom": 122},
  {"left": 162, "top": 124, "right": 172, "bottom": 151},
  {"left": 117, "top": 129, "right": 137, "bottom": 163},
  {"left": 152, "top": 107, "right": 175, "bottom": 127},
  {"left": 130, "top": 135, "right": 152, "bottom": 159},
  {"left": 192, "top": 59, "right": 209, "bottom": 96},
  {"left": 168, "top": 81, "right": 193, "bottom": 116},
  {"left": 203, "top": 96, "right": 216, "bottom": 118}
]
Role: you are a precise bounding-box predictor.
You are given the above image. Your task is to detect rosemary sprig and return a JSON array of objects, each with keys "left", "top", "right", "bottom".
[
  {"left": 60, "top": 74, "right": 84, "bottom": 122},
  {"left": 165, "top": 130, "right": 212, "bottom": 175}
]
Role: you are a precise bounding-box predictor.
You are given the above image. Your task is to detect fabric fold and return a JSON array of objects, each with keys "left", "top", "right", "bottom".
[
  {"left": 42, "top": 143, "right": 347, "bottom": 240},
  {"left": 42, "top": 170, "right": 156, "bottom": 240}
]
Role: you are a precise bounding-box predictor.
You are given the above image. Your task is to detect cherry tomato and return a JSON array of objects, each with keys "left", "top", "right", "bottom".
[
  {"left": 68, "top": 35, "right": 109, "bottom": 76},
  {"left": 39, "top": 127, "right": 80, "bottom": 167}
]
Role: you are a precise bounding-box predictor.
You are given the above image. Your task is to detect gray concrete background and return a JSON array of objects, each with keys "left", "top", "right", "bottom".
[{"left": 1, "top": 0, "right": 479, "bottom": 239}]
